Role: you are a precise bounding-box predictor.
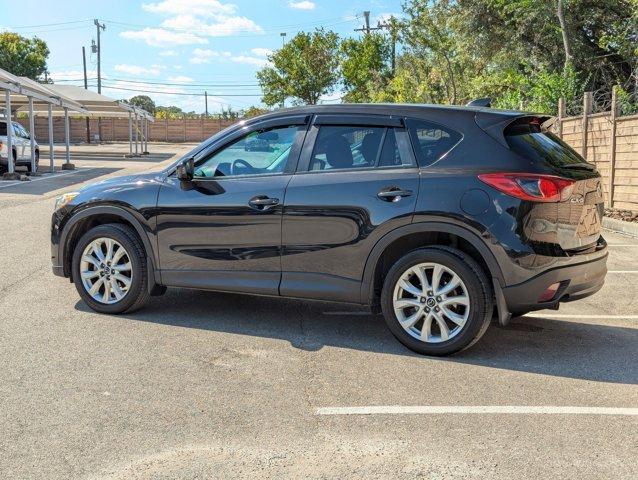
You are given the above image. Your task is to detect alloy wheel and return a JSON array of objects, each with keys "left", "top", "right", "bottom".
[
  {"left": 392, "top": 262, "right": 470, "bottom": 343},
  {"left": 80, "top": 237, "right": 133, "bottom": 304}
]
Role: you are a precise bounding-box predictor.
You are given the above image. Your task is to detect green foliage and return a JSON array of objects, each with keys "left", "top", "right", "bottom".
[
  {"left": 128, "top": 95, "right": 156, "bottom": 115},
  {"left": 341, "top": 33, "right": 391, "bottom": 102},
  {"left": 0, "top": 32, "right": 49, "bottom": 80},
  {"left": 241, "top": 106, "right": 270, "bottom": 118},
  {"left": 155, "top": 106, "right": 185, "bottom": 119},
  {"left": 256, "top": 29, "right": 341, "bottom": 106}
]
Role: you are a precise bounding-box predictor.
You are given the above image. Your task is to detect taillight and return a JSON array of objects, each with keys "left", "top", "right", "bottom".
[{"left": 478, "top": 173, "right": 575, "bottom": 202}]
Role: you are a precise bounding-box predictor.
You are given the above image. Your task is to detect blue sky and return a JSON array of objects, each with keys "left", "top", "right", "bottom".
[{"left": 2, "top": 0, "right": 401, "bottom": 112}]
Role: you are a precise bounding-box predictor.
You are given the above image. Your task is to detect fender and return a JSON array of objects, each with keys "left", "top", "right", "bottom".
[
  {"left": 360, "top": 220, "right": 505, "bottom": 305},
  {"left": 59, "top": 204, "right": 161, "bottom": 290}
]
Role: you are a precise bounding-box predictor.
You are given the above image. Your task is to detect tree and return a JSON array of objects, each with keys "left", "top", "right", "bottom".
[
  {"left": 0, "top": 32, "right": 49, "bottom": 80},
  {"left": 256, "top": 29, "right": 341, "bottom": 106},
  {"left": 155, "top": 106, "right": 184, "bottom": 119},
  {"left": 241, "top": 106, "right": 269, "bottom": 118},
  {"left": 341, "top": 33, "right": 391, "bottom": 103},
  {"left": 128, "top": 95, "right": 156, "bottom": 114}
]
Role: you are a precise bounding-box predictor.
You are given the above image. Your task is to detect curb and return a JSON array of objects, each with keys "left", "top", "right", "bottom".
[{"left": 603, "top": 217, "right": 638, "bottom": 237}]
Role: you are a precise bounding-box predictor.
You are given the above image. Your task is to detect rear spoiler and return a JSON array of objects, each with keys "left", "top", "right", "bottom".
[{"left": 475, "top": 112, "right": 553, "bottom": 147}]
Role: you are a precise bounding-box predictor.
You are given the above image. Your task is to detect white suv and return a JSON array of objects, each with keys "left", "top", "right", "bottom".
[{"left": 0, "top": 120, "right": 40, "bottom": 173}]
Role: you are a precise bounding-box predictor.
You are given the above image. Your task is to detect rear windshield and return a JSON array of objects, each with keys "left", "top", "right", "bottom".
[
  {"left": 0, "top": 122, "right": 6, "bottom": 136},
  {"left": 505, "top": 118, "right": 589, "bottom": 169}
]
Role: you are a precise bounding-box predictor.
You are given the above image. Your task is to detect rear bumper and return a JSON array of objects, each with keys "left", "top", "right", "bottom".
[{"left": 502, "top": 251, "right": 608, "bottom": 314}]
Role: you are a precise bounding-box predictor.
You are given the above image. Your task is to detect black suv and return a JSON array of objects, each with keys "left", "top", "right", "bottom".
[{"left": 51, "top": 104, "right": 607, "bottom": 355}]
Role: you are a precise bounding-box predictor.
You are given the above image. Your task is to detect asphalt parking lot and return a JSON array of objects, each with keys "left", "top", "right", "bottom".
[{"left": 0, "top": 144, "right": 636, "bottom": 479}]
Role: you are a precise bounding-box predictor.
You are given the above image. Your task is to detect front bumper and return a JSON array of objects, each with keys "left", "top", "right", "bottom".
[{"left": 502, "top": 251, "right": 608, "bottom": 314}]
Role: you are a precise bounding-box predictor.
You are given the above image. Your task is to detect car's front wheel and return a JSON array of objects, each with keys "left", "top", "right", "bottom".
[
  {"left": 72, "top": 223, "right": 150, "bottom": 314},
  {"left": 381, "top": 247, "right": 493, "bottom": 356}
]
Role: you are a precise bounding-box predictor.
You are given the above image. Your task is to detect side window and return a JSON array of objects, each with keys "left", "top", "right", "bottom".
[
  {"left": 407, "top": 119, "right": 462, "bottom": 167},
  {"left": 12, "top": 123, "right": 25, "bottom": 138},
  {"left": 193, "top": 124, "right": 303, "bottom": 178},
  {"left": 309, "top": 125, "right": 413, "bottom": 171}
]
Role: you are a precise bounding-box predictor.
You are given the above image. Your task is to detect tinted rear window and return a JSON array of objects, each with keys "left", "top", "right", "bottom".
[
  {"left": 505, "top": 119, "right": 589, "bottom": 168},
  {"left": 0, "top": 123, "right": 6, "bottom": 136}
]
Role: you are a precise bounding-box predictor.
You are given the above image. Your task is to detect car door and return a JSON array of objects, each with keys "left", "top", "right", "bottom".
[
  {"left": 280, "top": 114, "right": 420, "bottom": 303},
  {"left": 156, "top": 115, "right": 309, "bottom": 296},
  {"left": 11, "top": 123, "right": 25, "bottom": 160}
]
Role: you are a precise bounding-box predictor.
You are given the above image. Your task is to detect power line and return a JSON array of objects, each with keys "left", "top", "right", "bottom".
[
  {"left": 7, "top": 19, "right": 90, "bottom": 29},
  {"left": 97, "top": 83, "right": 262, "bottom": 96},
  {"left": 54, "top": 77, "right": 261, "bottom": 87}
]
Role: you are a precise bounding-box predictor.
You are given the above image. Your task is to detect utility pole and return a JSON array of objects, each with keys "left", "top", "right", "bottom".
[
  {"left": 280, "top": 32, "right": 286, "bottom": 47},
  {"left": 204, "top": 91, "right": 209, "bottom": 117},
  {"left": 82, "top": 46, "right": 91, "bottom": 143},
  {"left": 94, "top": 19, "right": 106, "bottom": 93},
  {"left": 93, "top": 19, "right": 106, "bottom": 142},
  {"left": 354, "top": 11, "right": 372, "bottom": 34}
]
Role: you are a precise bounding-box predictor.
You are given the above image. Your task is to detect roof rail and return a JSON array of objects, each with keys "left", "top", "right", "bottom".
[{"left": 466, "top": 97, "right": 491, "bottom": 108}]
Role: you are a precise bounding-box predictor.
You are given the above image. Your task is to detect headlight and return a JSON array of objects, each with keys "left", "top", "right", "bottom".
[{"left": 54, "top": 192, "right": 79, "bottom": 210}]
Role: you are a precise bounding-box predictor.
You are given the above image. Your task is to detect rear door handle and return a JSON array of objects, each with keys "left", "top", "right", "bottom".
[
  {"left": 377, "top": 187, "right": 413, "bottom": 202},
  {"left": 249, "top": 195, "right": 280, "bottom": 210}
]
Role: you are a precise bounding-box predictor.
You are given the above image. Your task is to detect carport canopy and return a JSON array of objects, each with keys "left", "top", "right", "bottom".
[
  {"left": 20, "top": 84, "right": 154, "bottom": 156},
  {"left": 0, "top": 67, "right": 88, "bottom": 175}
]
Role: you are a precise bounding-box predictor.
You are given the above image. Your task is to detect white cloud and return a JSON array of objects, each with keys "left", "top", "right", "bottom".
[
  {"left": 189, "top": 48, "right": 231, "bottom": 64},
  {"left": 49, "top": 69, "right": 97, "bottom": 82},
  {"left": 288, "top": 1, "right": 315, "bottom": 10},
  {"left": 142, "top": 0, "right": 237, "bottom": 17},
  {"left": 120, "top": 28, "right": 207, "bottom": 47},
  {"left": 161, "top": 14, "right": 262, "bottom": 36},
  {"left": 114, "top": 64, "right": 162, "bottom": 76},
  {"left": 231, "top": 55, "right": 268, "bottom": 67},
  {"left": 250, "top": 48, "right": 272, "bottom": 57},
  {"left": 168, "top": 75, "right": 194, "bottom": 83},
  {"left": 159, "top": 49, "right": 178, "bottom": 56}
]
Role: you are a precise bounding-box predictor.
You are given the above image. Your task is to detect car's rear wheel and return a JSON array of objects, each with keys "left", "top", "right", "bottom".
[
  {"left": 381, "top": 247, "right": 492, "bottom": 356},
  {"left": 72, "top": 223, "right": 150, "bottom": 314}
]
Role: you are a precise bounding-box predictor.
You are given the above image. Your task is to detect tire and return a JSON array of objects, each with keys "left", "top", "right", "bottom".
[
  {"left": 381, "top": 247, "right": 493, "bottom": 356},
  {"left": 72, "top": 223, "right": 150, "bottom": 314},
  {"left": 26, "top": 150, "right": 39, "bottom": 173}
]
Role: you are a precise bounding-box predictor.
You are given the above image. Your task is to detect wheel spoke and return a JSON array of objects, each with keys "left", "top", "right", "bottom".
[
  {"left": 113, "top": 273, "right": 131, "bottom": 289},
  {"left": 441, "top": 307, "right": 467, "bottom": 327},
  {"left": 91, "top": 243, "right": 105, "bottom": 262},
  {"left": 111, "top": 280, "right": 125, "bottom": 300},
  {"left": 412, "top": 266, "right": 429, "bottom": 292},
  {"left": 81, "top": 255, "right": 100, "bottom": 268},
  {"left": 434, "top": 312, "right": 450, "bottom": 341},
  {"left": 420, "top": 312, "right": 434, "bottom": 341},
  {"left": 102, "top": 280, "right": 112, "bottom": 303},
  {"left": 436, "top": 274, "right": 461, "bottom": 296},
  {"left": 104, "top": 239, "right": 114, "bottom": 262},
  {"left": 394, "top": 298, "right": 422, "bottom": 310},
  {"left": 113, "top": 262, "right": 131, "bottom": 273},
  {"left": 399, "top": 278, "right": 422, "bottom": 298},
  {"left": 439, "top": 294, "right": 468, "bottom": 308},
  {"left": 81, "top": 270, "right": 100, "bottom": 280},
  {"left": 88, "top": 277, "right": 104, "bottom": 296},
  {"left": 112, "top": 247, "right": 127, "bottom": 264},
  {"left": 400, "top": 310, "right": 422, "bottom": 329},
  {"left": 431, "top": 264, "right": 444, "bottom": 294}
]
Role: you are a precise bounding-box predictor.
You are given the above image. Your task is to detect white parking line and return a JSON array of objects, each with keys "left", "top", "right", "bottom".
[
  {"left": 607, "top": 244, "right": 638, "bottom": 247},
  {"left": 607, "top": 270, "right": 638, "bottom": 273},
  {"left": 0, "top": 168, "right": 95, "bottom": 189},
  {"left": 524, "top": 313, "right": 638, "bottom": 319},
  {"left": 315, "top": 405, "right": 638, "bottom": 416}
]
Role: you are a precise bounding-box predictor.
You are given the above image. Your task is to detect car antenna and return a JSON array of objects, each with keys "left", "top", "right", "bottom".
[{"left": 466, "top": 98, "right": 492, "bottom": 108}]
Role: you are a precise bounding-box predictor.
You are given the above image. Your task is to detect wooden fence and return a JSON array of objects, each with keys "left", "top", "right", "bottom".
[
  {"left": 16, "top": 116, "right": 238, "bottom": 144},
  {"left": 556, "top": 89, "right": 638, "bottom": 211}
]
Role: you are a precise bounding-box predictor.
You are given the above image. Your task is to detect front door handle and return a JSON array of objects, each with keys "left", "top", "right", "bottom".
[
  {"left": 377, "top": 187, "right": 414, "bottom": 202},
  {"left": 249, "top": 195, "right": 280, "bottom": 210}
]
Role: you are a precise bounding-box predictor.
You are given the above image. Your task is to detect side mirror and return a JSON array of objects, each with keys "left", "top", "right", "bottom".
[{"left": 176, "top": 157, "right": 194, "bottom": 181}]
